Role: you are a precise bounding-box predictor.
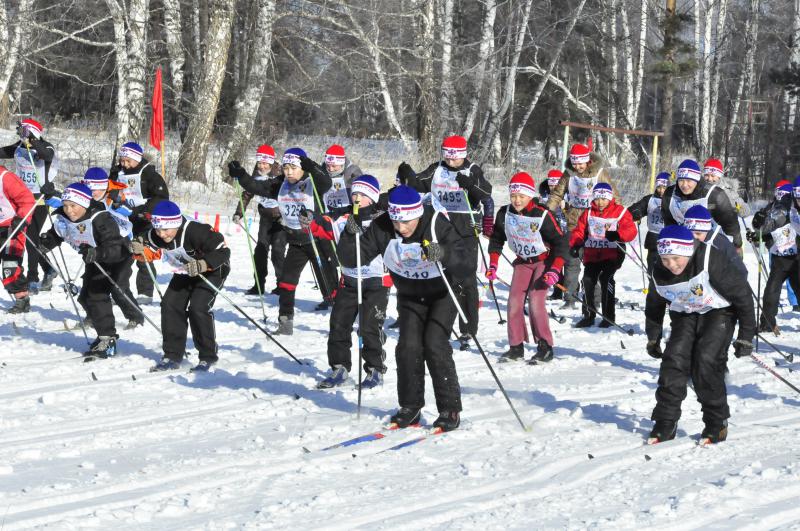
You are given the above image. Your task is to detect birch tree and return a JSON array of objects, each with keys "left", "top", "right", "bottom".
[
  {"left": 162, "top": 0, "right": 186, "bottom": 126},
  {"left": 728, "top": 0, "right": 761, "bottom": 148},
  {"left": 0, "top": 0, "right": 32, "bottom": 124},
  {"left": 461, "top": 0, "right": 496, "bottom": 140}
]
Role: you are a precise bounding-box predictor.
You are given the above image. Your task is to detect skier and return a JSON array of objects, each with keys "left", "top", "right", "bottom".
[
  {"left": 546, "top": 143, "right": 617, "bottom": 309},
  {"left": 304, "top": 175, "right": 390, "bottom": 389},
  {"left": 130, "top": 200, "right": 231, "bottom": 372},
  {"left": 661, "top": 159, "right": 743, "bottom": 256},
  {"left": 487, "top": 172, "right": 567, "bottom": 363},
  {"left": 569, "top": 182, "right": 637, "bottom": 328},
  {"left": 683, "top": 205, "right": 746, "bottom": 274},
  {"left": 109, "top": 142, "right": 170, "bottom": 304},
  {"left": 229, "top": 148, "right": 335, "bottom": 334},
  {"left": 749, "top": 179, "right": 799, "bottom": 333},
  {"left": 38, "top": 183, "right": 135, "bottom": 359},
  {"left": 539, "top": 168, "right": 567, "bottom": 299},
  {"left": 701, "top": 158, "right": 750, "bottom": 217},
  {"left": 339, "top": 185, "right": 471, "bottom": 431},
  {"left": 627, "top": 172, "right": 669, "bottom": 357},
  {"left": 647, "top": 225, "right": 755, "bottom": 444},
  {"left": 0, "top": 118, "right": 58, "bottom": 292},
  {"left": 0, "top": 164, "right": 35, "bottom": 313},
  {"left": 400, "top": 135, "right": 493, "bottom": 350},
  {"left": 231, "top": 144, "right": 286, "bottom": 295}
]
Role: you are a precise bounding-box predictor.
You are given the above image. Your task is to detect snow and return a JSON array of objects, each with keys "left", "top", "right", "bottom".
[{"left": 3, "top": 197, "right": 800, "bottom": 528}]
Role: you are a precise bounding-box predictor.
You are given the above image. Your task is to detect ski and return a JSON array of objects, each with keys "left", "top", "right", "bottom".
[
  {"left": 316, "top": 423, "right": 420, "bottom": 452},
  {"left": 381, "top": 427, "right": 445, "bottom": 452}
]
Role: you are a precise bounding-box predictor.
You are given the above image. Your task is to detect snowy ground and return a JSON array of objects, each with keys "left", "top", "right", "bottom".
[{"left": 2, "top": 214, "right": 800, "bottom": 530}]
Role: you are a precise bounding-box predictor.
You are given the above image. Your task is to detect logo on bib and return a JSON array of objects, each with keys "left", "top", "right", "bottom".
[
  {"left": 400, "top": 248, "right": 422, "bottom": 268},
  {"left": 529, "top": 222, "right": 540, "bottom": 232},
  {"left": 690, "top": 284, "right": 703, "bottom": 296},
  {"left": 77, "top": 224, "right": 86, "bottom": 234}
]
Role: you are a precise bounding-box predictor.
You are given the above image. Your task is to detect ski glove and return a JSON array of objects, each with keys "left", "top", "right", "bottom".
[
  {"left": 482, "top": 215, "right": 494, "bottom": 236},
  {"left": 10, "top": 216, "right": 28, "bottom": 231},
  {"left": 38, "top": 232, "right": 57, "bottom": 252},
  {"left": 422, "top": 241, "right": 444, "bottom": 262},
  {"left": 646, "top": 340, "right": 663, "bottom": 359},
  {"left": 455, "top": 171, "right": 476, "bottom": 191},
  {"left": 751, "top": 210, "right": 766, "bottom": 228},
  {"left": 130, "top": 236, "right": 147, "bottom": 256},
  {"left": 39, "top": 181, "right": 58, "bottom": 198},
  {"left": 345, "top": 215, "right": 363, "bottom": 235},
  {"left": 298, "top": 206, "right": 314, "bottom": 232},
  {"left": 232, "top": 214, "right": 242, "bottom": 225},
  {"left": 299, "top": 156, "right": 317, "bottom": 173},
  {"left": 485, "top": 265, "right": 497, "bottom": 281},
  {"left": 541, "top": 269, "right": 560, "bottom": 287},
  {"left": 396, "top": 162, "right": 415, "bottom": 185},
  {"left": 605, "top": 230, "right": 620, "bottom": 242},
  {"left": 79, "top": 244, "right": 98, "bottom": 264},
  {"left": 45, "top": 197, "right": 62, "bottom": 209},
  {"left": 228, "top": 161, "right": 247, "bottom": 180},
  {"left": 187, "top": 259, "right": 209, "bottom": 277},
  {"left": 745, "top": 229, "right": 761, "bottom": 244},
  {"left": 733, "top": 339, "right": 753, "bottom": 358}
]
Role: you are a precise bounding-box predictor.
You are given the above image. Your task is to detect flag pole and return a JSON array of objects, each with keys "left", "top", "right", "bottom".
[{"left": 160, "top": 139, "right": 166, "bottom": 177}]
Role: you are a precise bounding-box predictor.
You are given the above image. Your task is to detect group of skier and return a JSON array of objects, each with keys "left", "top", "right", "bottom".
[{"left": 0, "top": 117, "right": 792, "bottom": 442}]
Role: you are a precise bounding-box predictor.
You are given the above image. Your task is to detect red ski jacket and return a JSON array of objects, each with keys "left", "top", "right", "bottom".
[{"left": 569, "top": 198, "right": 637, "bottom": 263}]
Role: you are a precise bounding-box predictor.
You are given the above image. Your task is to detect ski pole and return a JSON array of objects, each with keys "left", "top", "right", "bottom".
[
  {"left": 194, "top": 272, "right": 304, "bottom": 365},
  {"left": 93, "top": 261, "right": 162, "bottom": 334},
  {"left": 755, "top": 229, "right": 763, "bottom": 351},
  {"left": 300, "top": 206, "right": 333, "bottom": 301},
  {"left": 140, "top": 254, "right": 164, "bottom": 300},
  {"left": 305, "top": 169, "right": 343, "bottom": 270},
  {"left": 461, "top": 190, "right": 505, "bottom": 325},
  {"left": 30, "top": 242, "right": 91, "bottom": 346},
  {"left": 749, "top": 352, "right": 800, "bottom": 396},
  {"left": 634, "top": 222, "right": 647, "bottom": 293},
  {"left": 234, "top": 182, "right": 267, "bottom": 322},
  {"left": 755, "top": 333, "right": 794, "bottom": 363},
  {"left": 354, "top": 200, "right": 364, "bottom": 419},
  {"left": 234, "top": 219, "right": 259, "bottom": 246},
  {"left": 0, "top": 198, "right": 43, "bottom": 257},
  {"left": 426, "top": 240, "right": 528, "bottom": 432},
  {"left": 556, "top": 283, "right": 634, "bottom": 336}
]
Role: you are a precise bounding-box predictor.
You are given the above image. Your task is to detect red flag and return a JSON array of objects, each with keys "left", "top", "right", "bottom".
[{"left": 149, "top": 67, "right": 164, "bottom": 150}]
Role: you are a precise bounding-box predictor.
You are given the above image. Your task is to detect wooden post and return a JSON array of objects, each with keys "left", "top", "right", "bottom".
[
  {"left": 561, "top": 125, "right": 570, "bottom": 170},
  {"left": 650, "top": 136, "right": 659, "bottom": 192}
]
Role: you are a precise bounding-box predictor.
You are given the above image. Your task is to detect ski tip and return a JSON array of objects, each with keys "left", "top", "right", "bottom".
[
  {"left": 588, "top": 453, "right": 594, "bottom": 460},
  {"left": 620, "top": 340, "right": 626, "bottom": 349},
  {"left": 293, "top": 393, "right": 301, "bottom": 400},
  {"left": 644, "top": 454, "right": 652, "bottom": 461},
  {"left": 90, "top": 372, "right": 98, "bottom": 381},
  {"left": 131, "top": 374, "right": 137, "bottom": 381},
  {"left": 626, "top": 329, "right": 634, "bottom": 336},
  {"left": 301, "top": 447, "right": 311, "bottom": 454}
]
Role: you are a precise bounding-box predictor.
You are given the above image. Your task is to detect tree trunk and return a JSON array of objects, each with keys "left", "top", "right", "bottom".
[
  {"left": 125, "top": 0, "right": 150, "bottom": 141},
  {"left": 105, "top": 0, "right": 130, "bottom": 147},
  {"left": 176, "top": 0, "right": 235, "bottom": 183},
  {"left": 220, "top": 0, "right": 276, "bottom": 168},
  {"left": 709, "top": 0, "right": 729, "bottom": 152},
  {"left": 0, "top": 0, "right": 32, "bottom": 127},
  {"left": 661, "top": 0, "right": 677, "bottom": 163},
  {"left": 461, "top": 0, "right": 496, "bottom": 140},
  {"left": 163, "top": 0, "right": 186, "bottom": 126},
  {"left": 700, "top": 1, "right": 714, "bottom": 158},
  {"left": 728, "top": 0, "right": 760, "bottom": 147},
  {"left": 417, "top": 0, "right": 438, "bottom": 160},
  {"left": 439, "top": 0, "right": 459, "bottom": 134}
]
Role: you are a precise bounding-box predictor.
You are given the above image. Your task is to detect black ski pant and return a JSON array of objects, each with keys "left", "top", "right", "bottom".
[
  {"left": 161, "top": 265, "right": 229, "bottom": 363},
  {"left": 645, "top": 249, "right": 668, "bottom": 342},
  {"left": 133, "top": 222, "right": 155, "bottom": 297},
  {"left": 396, "top": 290, "right": 462, "bottom": 413},
  {"left": 652, "top": 307, "right": 735, "bottom": 425},
  {"left": 761, "top": 253, "right": 800, "bottom": 328},
  {"left": 26, "top": 204, "right": 54, "bottom": 283},
  {"left": 277, "top": 241, "right": 336, "bottom": 317},
  {"left": 581, "top": 260, "right": 620, "bottom": 322},
  {"left": 252, "top": 219, "right": 286, "bottom": 291},
  {"left": 327, "top": 279, "right": 388, "bottom": 373},
  {"left": 78, "top": 258, "right": 137, "bottom": 337},
  {"left": 457, "top": 235, "right": 480, "bottom": 336},
  {"left": 79, "top": 256, "right": 140, "bottom": 328},
  {"left": 316, "top": 235, "right": 340, "bottom": 301}
]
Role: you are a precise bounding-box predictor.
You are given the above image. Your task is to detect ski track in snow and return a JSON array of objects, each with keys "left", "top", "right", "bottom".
[{"left": 2, "top": 215, "right": 800, "bottom": 529}]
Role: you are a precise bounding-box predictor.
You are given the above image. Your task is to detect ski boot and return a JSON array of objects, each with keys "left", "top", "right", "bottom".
[
  {"left": 389, "top": 407, "right": 421, "bottom": 428},
  {"left": 190, "top": 360, "right": 215, "bottom": 373},
  {"left": 245, "top": 285, "right": 263, "bottom": 296},
  {"left": 28, "top": 282, "right": 40, "bottom": 295},
  {"left": 560, "top": 300, "right": 577, "bottom": 310},
  {"left": 499, "top": 344, "right": 524, "bottom": 363},
  {"left": 598, "top": 319, "right": 613, "bottom": 329},
  {"left": 150, "top": 357, "right": 182, "bottom": 372},
  {"left": 699, "top": 420, "right": 728, "bottom": 445},
  {"left": 432, "top": 411, "right": 460, "bottom": 432},
  {"left": 359, "top": 367, "right": 383, "bottom": 389},
  {"left": 530, "top": 339, "right": 553, "bottom": 364},
  {"left": 314, "top": 300, "right": 330, "bottom": 311},
  {"left": 6, "top": 296, "right": 30, "bottom": 314},
  {"left": 387, "top": 319, "right": 399, "bottom": 329},
  {"left": 647, "top": 420, "right": 677, "bottom": 444},
  {"left": 270, "top": 286, "right": 280, "bottom": 295},
  {"left": 274, "top": 315, "right": 293, "bottom": 335},
  {"left": 316, "top": 366, "right": 349, "bottom": 389},
  {"left": 83, "top": 336, "right": 117, "bottom": 361},
  {"left": 574, "top": 315, "right": 595, "bottom": 328},
  {"left": 39, "top": 270, "right": 58, "bottom": 292},
  {"left": 457, "top": 334, "right": 470, "bottom": 351}
]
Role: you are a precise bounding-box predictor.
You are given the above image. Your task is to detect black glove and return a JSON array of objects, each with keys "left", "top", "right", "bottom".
[
  {"left": 455, "top": 171, "right": 476, "bottom": 190},
  {"left": 745, "top": 230, "right": 761, "bottom": 244},
  {"left": 397, "top": 162, "right": 415, "bottom": 185},
  {"left": 605, "top": 230, "right": 620, "bottom": 242},
  {"left": 733, "top": 339, "right": 753, "bottom": 358},
  {"left": 228, "top": 160, "right": 247, "bottom": 179},
  {"left": 569, "top": 246, "right": 580, "bottom": 258},
  {"left": 39, "top": 232, "right": 56, "bottom": 251},
  {"left": 299, "top": 156, "right": 317, "bottom": 173},
  {"left": 79, "top": 244, "right": 98, "bottom": 264},
  {"left": 10, "top": 216, "right": 28, "bottom": 231},
  {"left": 39, "top": 181, "right": 57, "bottom": 198},
  {"left": 422, "top": 241, "right": 444, "bottom": 262},
  {"left": 298, "top": 206, "right": 313, "bottom": 231},
  {"left": 646, "top": 340, "right": 663, "bottom": 359},
  {"left": 345, "top": 214, "right": 363, "bottom": 235},
  {"left": 751, "top": 210, "right": 766, "bottom": 228}
]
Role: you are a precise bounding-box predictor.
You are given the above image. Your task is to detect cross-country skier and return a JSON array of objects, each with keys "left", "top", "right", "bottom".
[
  {"left": 701, "top": 158, "right": 751, "bottom": 217},
  {"left": 229, "top": 148, "right": 335, "bottom": 334},
  {"left": 39, "top": 183, "right": 135, "bottom": 359},
  {"left": 569, "top": 182, "right": 636, "bottom": 328},
  {"left": 487, "top": 172, "right": 567, "bottom": 363},
  {"left": 109, "top": 142, "right": 169, "bottom": 304},
  {"left": 304, "top": 175, "right": 390, "bottom": 389},
  {"left": 338, "top": 185, "right": 471, "bottom": 432},
  {"left": 131, "top": 201, "right": 231, "bottom": 372},
  {"left": 1, "top": 118, "right": 58, "bottom": 293},
  {"left": 231, "top": 144, "right": 286, "bottom": 295},
  {"left": 647, "top": 225, "right": 755, "bottom": 444},
  {"left": 0, "top": 164, "right": 35, "bottom": 313}
]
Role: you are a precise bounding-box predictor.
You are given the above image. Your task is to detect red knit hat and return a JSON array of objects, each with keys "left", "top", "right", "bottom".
[
  {"left": 441, "top": 135, "right": 468, "bottom": 159},
  {"left": 255, "top": 144, "right": 276, "bottom": 164},
  {"left": 569, "top": 144, "right": 591, "bottom": 165},
  {"left": 703, "top": 158, "right": 724, "bottom": 179},
  {"left": 325, "top": 144, "right": 346, "bottom": 165},
  {"left": 20, "top": 118, "right": 43, "bottom": 139},
  {"left": 546, "top": 169, "right": 563, "bottom": 186},
  {"left": 508, "top": 172, "right": 536, "bottom": 198}
]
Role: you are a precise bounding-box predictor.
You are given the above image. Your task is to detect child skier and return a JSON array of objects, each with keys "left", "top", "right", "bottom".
[
  {"left": 569, "top": 182, "right": 637, "bottom": 328},
  {"left": 39, "top": 183, "right": 134, "bottom": 359},
  {"left": 131, "top": 200, "right": 231, "bottom": 372},
  {"left": 647, "top": 225, "right": 755, "bottom": 444},
  {"left": 304, "top": 175, "right": 390, "bottom": 389},
  {"left": 0, "top": 164, "right": 35, "bottom": 313},
  {"left": 487, "top": 172, "right": 567, "bottom": 363},
  {"left": 338, "top": 185, "right": 471, "bottom": 431}
]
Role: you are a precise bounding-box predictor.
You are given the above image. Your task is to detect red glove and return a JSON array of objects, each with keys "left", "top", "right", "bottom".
[
  {"left": 482, "top": 215, "right": 494, "bottom": 237},
  {"left": 485, "top": 265, "right": 497, "bottom": 281},
  {"left": 542, "top": 269, "right": 559, "bottom": 287}
]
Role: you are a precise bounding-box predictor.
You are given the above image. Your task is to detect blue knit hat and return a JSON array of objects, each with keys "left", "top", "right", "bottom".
[
  {"left": 676, "top": 159, "right": 701, "bottom": 182},
  {"left": 351, "top": 174, "right": 380, "bottom": 203},
  {"left": 683, "top": 205, "right": 712, "bottom": 232},
  {"left": 592, "top": 182, "right": 613, "bottom": 200},
  {"left": 388, "top": 185, "right": 423, "bottom": 221},
  {"left": 119, "top": 142, "right": 144, "bottom": 162},
  {"left": 83, "top": 167, "right": 109, "bottom": 191},
  {"left": 151, "top": 200, "right": 184, "bottom": 229},
  {"left": 62, "top": 182, "right": 92, "bottom": 208},
  {"left": 793, "top": 176, "right": 800, "bottom": 198},
  {"left": 657, "top": 225, "right": 695, "bottom": 256},
  {"left": 281, "top": 147, "right": 307, "bottom": 167},
  {"left": 655, "top": 172, "right": 671, "bottom": 188}
]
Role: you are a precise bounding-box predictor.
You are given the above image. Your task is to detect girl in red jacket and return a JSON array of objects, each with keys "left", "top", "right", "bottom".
[{"left": 569, "top": 182, "right": 637, "bottom": 328}]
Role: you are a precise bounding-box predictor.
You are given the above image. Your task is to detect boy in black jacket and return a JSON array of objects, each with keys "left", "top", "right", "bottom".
[
  {"left": 39, "top": 183, "right": 135, "bottom": 360},
  {"left": 339, "top": 185, "right": 471, "bottom": 432},
  {"left": 131, "top": 201, "right": 231, "bottom": 372},
  {"left": 647, "top": 225, "right": 755, "bottom": 445}
]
